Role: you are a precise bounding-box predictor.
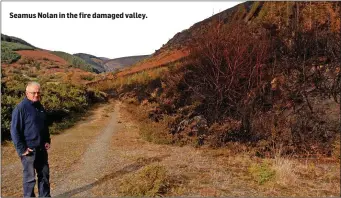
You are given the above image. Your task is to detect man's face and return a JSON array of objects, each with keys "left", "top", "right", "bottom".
[{"left": 26, "top": 85, "right": 41, "bottom": 102}]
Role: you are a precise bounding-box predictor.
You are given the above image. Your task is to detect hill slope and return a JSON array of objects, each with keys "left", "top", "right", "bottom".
[
  {"left": 93, "top": 1, "right": 340, "bottom": 156},
  {"left": 74, "top": 53, "right": 107, "bottom": 73},
  {"left": 1, "top": 40, "right": 106, "bottom": 140},
  {"left": 104, "top": 55, "right": 150, "bottom": 72},
  {"left": 1, "top": 33, "right": 37, "bottom": 49},
  {"left": 118, "top": 1, "right": 340, "bottom": 76},
  {"left": 73, "top": 53, "right": 149, "bottom": 73}
]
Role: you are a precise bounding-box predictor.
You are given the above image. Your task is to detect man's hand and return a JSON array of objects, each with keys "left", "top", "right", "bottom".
[
  {"left": 45, "top": 143, "right": 50, "bottom": 150},
  {"left": 22, "top": 148, "right": 33, "bottom": 156}
]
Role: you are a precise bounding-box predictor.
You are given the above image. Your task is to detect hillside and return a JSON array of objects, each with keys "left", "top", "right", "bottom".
[
  {"left": 92, "top": 1, "right": 340, "bottom": 157},
  {"left": 1, "top": 40, "right": 107, "bottom": 140},
  {"left": 1, "top": 34, "right": 100, "bottom": 74},
  {"left": 104, "top": 55, "right": 150, "bottom": 72},
  {"left": 1, "top": 33, "right": 37, "bottom": 49},
  {"left": 118, "top": 1, "right": 341, "bottom": 76},
  {"left": 73, "top": 53, "right": 149, "bottom": 73},
  {"left": 51, "top": 51, "right": 96, "bottom": 73},
  {"left": 98, "top": 57, "right": 110, "bottom": 61},
  {"left": 74, "top": 53, "right": 107, "bottom": 73},
  {"left": 116, "top": 2, "right": 246, "bottom": 76}
]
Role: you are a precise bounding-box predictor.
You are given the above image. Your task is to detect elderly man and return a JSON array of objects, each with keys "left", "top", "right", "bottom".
[{"left": 11, "top": 81, "right": 51, "bottom": 197}]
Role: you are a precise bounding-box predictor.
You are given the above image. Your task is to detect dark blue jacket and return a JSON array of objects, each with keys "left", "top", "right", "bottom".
[{"left": 10, "top": 97, "right": 51, "bottom": 156}]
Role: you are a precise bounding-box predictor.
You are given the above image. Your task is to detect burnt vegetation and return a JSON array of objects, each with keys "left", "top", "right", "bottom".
[{"left": 93, "top": 2, "right": 341, "bottom": 158}]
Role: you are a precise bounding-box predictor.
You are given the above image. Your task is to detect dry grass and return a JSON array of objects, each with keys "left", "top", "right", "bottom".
[
  {"left": 1, "top": 141, "right": 19, "bottom": 166},
  {"left": 117, "top": 67, "right": 168, "bottom": 88},
  {"left": 119, "top": 164, "right": 170, "bottom": 196},
  {"left": 117, "top": 49, "right": 188, "bottom": 77},
  {"left": 272, "top": 157, "right": 298, "bottom": 186},
  {"left": 123, "top": 102, "right": 174, "bottom": 145},
  {"left": 90, "top": 66, "right": 168, "bottom": 93},
  {"left": 92, "top": 103, "right": 258, "bottom": 196},
  {"left": 113, "top": 101, "right": 341, "bottom": 197}
]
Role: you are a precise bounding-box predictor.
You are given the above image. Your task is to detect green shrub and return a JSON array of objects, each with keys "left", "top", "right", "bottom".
[
  {"left": 249, "top": 161, "right": 276, "bottom": 184},
  {"left": 48, "top": 113, "right": 82, "bottom": 135},
  {"left": 1, "top": 41, "right": 34, "bottom": 64},
  {"left": 80, "top": 75, "right": 95, "bottom": 81},
  {"left": 1, "top": 50, "right": 20, "bottom": 64},
  {"left": 2, "top": 41, "right": 34, "bottom": 51},
  {"left": 1, "top": 95, "right": 23, "bottom": 138},
  {"left": 41, "top": 83, "right": 88, "bottom": 112},
  {"left": 1, "top": 78, "right": 106, "bottom": 141}
]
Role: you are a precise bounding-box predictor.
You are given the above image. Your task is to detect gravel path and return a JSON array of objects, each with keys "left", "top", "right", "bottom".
[{"left": 51, "top": 103, "right": 122, "bottom": 197}]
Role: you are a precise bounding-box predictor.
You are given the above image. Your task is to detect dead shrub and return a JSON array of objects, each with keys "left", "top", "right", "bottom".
[
  {"left": 184, "top": 21, "right": 270, "bottom": 123},
  {"left": 251, "top": 111, "right": 295, "bottom": 157},
  {"left": 251, "top": 103, "right": 338, "bottom": 157},
  {"left": 124, "top": 103, "right": 173, "bottom": 145},
  {"left": 291, "top": 107, "right": 337, "bottom": 157},
  {"left": 207, "top": 118, "right": 242, "bottom": 148}
]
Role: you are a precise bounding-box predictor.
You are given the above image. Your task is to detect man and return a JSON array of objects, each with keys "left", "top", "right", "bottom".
[{"left": 11, "top": 81, "right": 51, "bottom": 197}]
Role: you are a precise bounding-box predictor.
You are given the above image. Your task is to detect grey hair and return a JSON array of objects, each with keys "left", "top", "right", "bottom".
[{"left": 26, "top": 81, "right": 41, "bottom": 91}]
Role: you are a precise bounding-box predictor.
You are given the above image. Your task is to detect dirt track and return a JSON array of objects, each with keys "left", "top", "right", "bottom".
[
  {"left": 1, "top": 100, "right": 228, "bottom": 197},
  {"left": 51, "top": 102, "right": 123, "bottom": 196}
]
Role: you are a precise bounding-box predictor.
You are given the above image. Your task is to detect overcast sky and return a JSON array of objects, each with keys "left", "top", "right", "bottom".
[{"left": 2, "top": 1, "right": 243, "bottom": 59}]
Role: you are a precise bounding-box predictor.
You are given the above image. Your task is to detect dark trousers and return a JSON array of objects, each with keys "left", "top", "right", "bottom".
[{"left": 20, "top": 148, "right": 51, "bottom": 197}]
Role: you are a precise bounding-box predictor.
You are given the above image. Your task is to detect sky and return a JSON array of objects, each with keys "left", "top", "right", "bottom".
[{"left": 2, "top": 1, "right": 243, "bottom": 59}]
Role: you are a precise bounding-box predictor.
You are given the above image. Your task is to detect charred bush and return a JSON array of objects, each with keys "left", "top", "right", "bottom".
[{"left": 184, "top": 21, "right": 271, "bottom": 126}]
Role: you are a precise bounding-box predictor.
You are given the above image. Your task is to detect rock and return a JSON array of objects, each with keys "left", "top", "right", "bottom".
[
  {"left": 177, "top": 119, "right": 189, "bottom": 133},
  {"left": 190, "top": 116, "right": 208, "bottom": 136}
]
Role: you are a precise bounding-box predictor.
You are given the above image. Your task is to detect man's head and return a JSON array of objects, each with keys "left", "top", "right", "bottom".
[{"left": 25, "top": 82, "right": 41, "bottom": 102}]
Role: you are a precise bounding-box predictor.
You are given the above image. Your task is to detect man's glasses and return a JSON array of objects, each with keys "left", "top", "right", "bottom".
[{"left": 27, "top": 92, "right": 41, "bottom": 95}]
